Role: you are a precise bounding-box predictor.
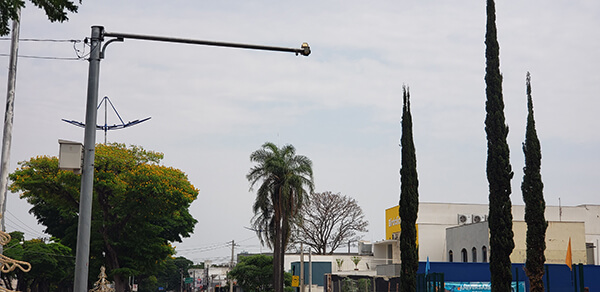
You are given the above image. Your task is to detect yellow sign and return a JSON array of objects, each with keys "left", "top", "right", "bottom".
[
  {"left": 385, "top": 205, "right": 418, "bottom": 244},
  {"left": 291, "top": 275, "right": 300, "bottom": 287}
]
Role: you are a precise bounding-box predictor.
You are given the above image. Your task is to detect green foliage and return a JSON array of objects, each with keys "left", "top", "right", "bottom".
[
  {"left": 228, "top": 254, "right": 274, "bottom": 292},
  {"left": 522, "top": 72, "right": 547, "bottom": 292},
  {"left": 484, "top": 0, "right": 515, "bottom": 290},
  {"left": 0, "top": 0, "right": 81, "bottom": 36},
  {"left": 9, "top": 143, "right": 198, "bottom": 290},
  {"left": 399, "top": 85, "right": 419, "bottom": 292},
  {"left": 357, "top": 278, "right": 371, "bottom": 292},
  {"left": 1, "top": 232, "right": 74, "bottom": 292},
  {"left": 342, "top": 278, "right": 358, "bottom": 292},
  {"left": 336, "top": 258, "right": 344, "bottom": 270},
  {"left": 351, "top": 256, "right": 361, "bottom": 269},
  {"left": 247, "top": 142, "right": 314, "bottom": 292}
]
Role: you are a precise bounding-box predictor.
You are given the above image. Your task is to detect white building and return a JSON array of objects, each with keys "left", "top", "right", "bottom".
[{"left": 381, "top": 203, "right": 600, "bottom": 265}]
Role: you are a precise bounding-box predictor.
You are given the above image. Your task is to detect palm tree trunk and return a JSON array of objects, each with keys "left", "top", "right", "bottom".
[{"left": 273, "top": 193, "right": 282, "bottom": 292}]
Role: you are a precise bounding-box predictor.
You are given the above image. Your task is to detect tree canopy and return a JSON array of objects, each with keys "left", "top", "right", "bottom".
[
  {"left": 9, "top": 143, "right": 198, "bottom": 291},
  {"left": 1, "top": 231, "right": 74, "bottom": 292},
  {"left": 292, "top": 191, "right": 368, "bottom": 254},
  {"left": 0, "top": 0, "right": 81, "bottom": 36}
]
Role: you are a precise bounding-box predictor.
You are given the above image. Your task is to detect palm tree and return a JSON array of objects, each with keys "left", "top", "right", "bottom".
[{"left": 247, "top": 142, "right": 314, "bottom": 292}]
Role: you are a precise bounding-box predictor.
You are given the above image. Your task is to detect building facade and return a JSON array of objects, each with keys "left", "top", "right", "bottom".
[{"left": 383, "top": 203, "right": 600, "bottom": 265}]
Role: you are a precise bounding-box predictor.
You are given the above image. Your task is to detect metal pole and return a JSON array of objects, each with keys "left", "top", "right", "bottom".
[
  {"left": 308, "top": 248, "right": 312, "bottom": 292},
  {"left": 0, "top": 8, "right": 20, "bottom": 235},
  {"left": 229, "top": 240, "right": 234, "bottom": 292},
  {"left": 104, "top": 96, "right": 107, "bottom": 144},
  {"left": 300, "top": 243, "right": 305, "bottom": 292},
  {"left": 103, "top": 31, "right": 311, "bottom": 56},
  {"left": 70, "top": 25, "right": 308, "bottom": 292},
  {"left": 73, "top": 25, "right": 103, "bottom": 292}
]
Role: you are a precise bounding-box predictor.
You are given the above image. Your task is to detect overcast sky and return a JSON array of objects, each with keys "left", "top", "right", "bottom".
[{"left": 1, "top": 1, "right": 598, "bottom": 264}]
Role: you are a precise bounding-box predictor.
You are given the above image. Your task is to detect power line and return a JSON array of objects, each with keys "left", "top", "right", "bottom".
[
  {"left": 0, "top": 53, "right": 83, "bottom": 60},
  {"left": 0, "top": 37, "right": 88, "bottom": 60},
  {"left": 4, "top": 209, "right": 46, "bottom": 238},
  {"left": 0, "top": 38, "right": 81, "bottom": 43}
]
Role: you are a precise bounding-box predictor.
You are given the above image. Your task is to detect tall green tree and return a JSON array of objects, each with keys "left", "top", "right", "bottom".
[
  {"left": 399, "top": 85, "right": 419, "bottom": 292},
  {"left": 247, "top": 142, "right": 314, "bottom": 292},
  {"left": 484, "top": 0, "right": 515, "bottom": 290},
  {"left": 9, "top": 143, "right": 198, "bottom": 291},
  {"left": 0, "top": 0, "right": 81, "bottom": 36},
  {"left": 522, "top": 72, "right": 547, "bottom": 292}
]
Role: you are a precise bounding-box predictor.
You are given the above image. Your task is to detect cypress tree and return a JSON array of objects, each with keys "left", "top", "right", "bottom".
[
  {"left": 522, "top": 72, "right": 547, "bottom": 292},
  {"left": 399, "top": 85, "right": 419, "bottom": 292},
  {"left": 484, "top": 0, "right": 515, "bottom": 291}
]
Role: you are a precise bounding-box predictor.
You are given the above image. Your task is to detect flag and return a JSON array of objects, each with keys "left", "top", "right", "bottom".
[
  {"left": 425, "top": 256, "right": 430, "bottom": 275},
  {"left": 565, "top": 237, "right": 572, "bottom": 270}
]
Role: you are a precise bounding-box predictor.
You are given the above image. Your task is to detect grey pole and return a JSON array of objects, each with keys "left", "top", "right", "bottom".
[
  {"left": 73, "top": 25, "right": 103, "bottom": 292},
  {"left": 308, "top": 248, "right": 312, "bottom": 292},
  {"left": 229, "top": 240, "right": 234, "bottom": 292},
  {"left": 72, "top": 25, "right": 309, "bottom": 292},
  {"left": 300, "top": 243, "right": 305, "bottom": 292},
  {"left": 0, "top": 8, "right": 20, "bottom": 236}
]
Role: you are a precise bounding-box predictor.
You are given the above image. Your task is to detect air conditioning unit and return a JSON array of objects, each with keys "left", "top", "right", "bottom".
[
  {"left": 472, "top": 214, "right": 487, "bottom": 223},
  {"left": 358, "top": 241, "right": 373, "bottom": 255},
  {"left": 457, "top": 214, "right": 472, "bottom": 225}
]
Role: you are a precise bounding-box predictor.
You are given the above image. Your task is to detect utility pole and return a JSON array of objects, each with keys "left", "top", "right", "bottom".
[
  {"left": 73, "top": 25, "right": 102, "bottom": 292},
  {"left": 72, "top": 25, "right": 309, "bottom": 291},
  {"left": 229, "top": 240, "right": 234, "bottom": 292},
  {"left": 0, "top": 8, "right": 20, "bottom": 239}
]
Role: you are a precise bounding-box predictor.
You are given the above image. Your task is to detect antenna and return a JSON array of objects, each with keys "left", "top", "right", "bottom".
[{"left": 62, "top": 96, "right": 151, "bottom": 144}]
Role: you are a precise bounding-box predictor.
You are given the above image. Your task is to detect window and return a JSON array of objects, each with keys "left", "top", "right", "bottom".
[
  {"left": 472, "top": 247, "right": 477, "bottom": 262},
  {"left": 448, "top": 250, "right": 453, "bottom": 262},
  {"left": 461, "top": 248, "right": 468, "bottom": 262},
  {"left": 482, "top": 246, "right": 488, "bottom": 263}
]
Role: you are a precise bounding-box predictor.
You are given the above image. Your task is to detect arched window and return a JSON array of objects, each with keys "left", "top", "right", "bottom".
[
  {"left": 482, "top": 246, "right": 488, "bottom": 263},
  {"left": 448, "top": 250, "right": 453, "bottom": 262},
  {"left": 472, "top": 247, "right": 477, "bottom": 262},
  {"left": 461, "top": 248, "right": 468, "bottom": 262}
]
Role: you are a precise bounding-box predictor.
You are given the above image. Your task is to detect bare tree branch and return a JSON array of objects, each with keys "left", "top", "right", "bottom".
[{"left": 292, "top": 191, "right": 368, "bottom": 254}]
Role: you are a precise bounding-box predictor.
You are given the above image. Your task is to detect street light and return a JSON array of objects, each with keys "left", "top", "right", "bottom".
[{"left": 73, "top": 25, "right": 310, "bottom": 292}]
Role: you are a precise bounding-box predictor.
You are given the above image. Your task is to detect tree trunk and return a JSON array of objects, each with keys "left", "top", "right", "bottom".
[
  {"left": 273, "top": 193, "right": 282, "bottom": 292},
  {"left": 103, "top": 228, "right": 128, "bottom": 291},
  {"left": 113, "top": 274, "right": 128, "bottom": 292}
]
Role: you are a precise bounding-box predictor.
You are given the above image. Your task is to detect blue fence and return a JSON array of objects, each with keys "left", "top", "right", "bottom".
[{"left": 418, "top": 261, "right": 599, "bottom": 291}]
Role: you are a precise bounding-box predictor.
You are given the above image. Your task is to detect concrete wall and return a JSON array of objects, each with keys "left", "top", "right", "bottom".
[{"left": 446, "top": 221, "right": 489, "bottom": 263}]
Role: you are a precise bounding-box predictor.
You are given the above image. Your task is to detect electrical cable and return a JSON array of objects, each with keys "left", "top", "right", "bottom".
[
  {"left": 3, "top": 212, "right": 46, "bottom": 239},
  {"left": 0, "top": 37, "right": 88, "bottom": 60},
  {"left": 0, "top": 38, "right": 81, "bottom": 43},
  {"left": 0, "top": 53, "right": 82, "bottom": 60}
]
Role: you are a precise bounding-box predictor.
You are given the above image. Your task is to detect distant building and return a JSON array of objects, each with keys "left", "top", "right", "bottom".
[{"left": 381, "top": 203, "right": 599, "bottom": 265}]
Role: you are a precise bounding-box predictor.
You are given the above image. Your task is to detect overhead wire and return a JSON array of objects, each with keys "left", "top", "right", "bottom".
[
  {"left": 4, "top": 210, "right": 46, "bottom": 239},
  {"left": 0, "top": 37, "right": 88, "bottom": 60}
]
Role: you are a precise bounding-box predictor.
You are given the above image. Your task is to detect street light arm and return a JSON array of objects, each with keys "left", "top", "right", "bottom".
[{"left": 103, "top": 31, "right": 310, "bottom": 56}]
